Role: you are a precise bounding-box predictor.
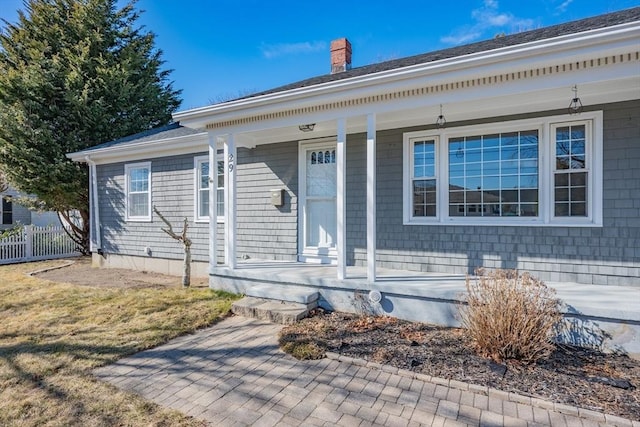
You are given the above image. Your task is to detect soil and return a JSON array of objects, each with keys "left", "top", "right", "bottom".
[
  {"left": 281, "top": 309, "right": 640, "bottom": 421},
  {"left": 34, "top": 257, "right": 209, "bottom": 288}
]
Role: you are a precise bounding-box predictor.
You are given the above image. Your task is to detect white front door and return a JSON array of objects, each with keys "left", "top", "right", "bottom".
[{"left": 300, "top": 141, "right": 337, "bottom": 263}]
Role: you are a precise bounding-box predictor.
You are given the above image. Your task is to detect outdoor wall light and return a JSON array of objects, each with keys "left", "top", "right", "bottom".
[
  {"left": 435, "top": 104, "right": 447, "bottom": 128},
  {"left": 568, "top": 85, "right": 583, "bottom": 115},
  {"left": 298, "top": 123, "right": 316, "bottom": 132}
]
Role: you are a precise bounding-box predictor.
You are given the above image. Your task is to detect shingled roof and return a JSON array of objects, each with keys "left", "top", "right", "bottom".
[
  {"left": 243, "top": 7, "right": 640, "bottom": 100},
  {"left": 77, "top": 7, "right": 639, "bottom": 154},
  {"left": 81, "top": 122, "right": 203, "bottom": 152}
]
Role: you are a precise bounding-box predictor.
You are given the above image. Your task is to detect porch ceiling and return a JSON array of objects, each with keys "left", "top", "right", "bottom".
[{"left": 233, "top": 72, "right": 638, "bottom": 148}]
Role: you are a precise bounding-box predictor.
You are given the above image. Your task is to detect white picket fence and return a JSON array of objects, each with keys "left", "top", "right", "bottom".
[{"left": 0, "top": 225, "right": 79, "bottom": 265}]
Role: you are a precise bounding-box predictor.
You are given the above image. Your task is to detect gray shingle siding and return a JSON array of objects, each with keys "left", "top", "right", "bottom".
[
  {"left": 96, "top": 152, "right": 221, "bottom": 263},
  {"left": 235, "top": 141, "right": 298, "bottom": 261},
  {"left": 95, "top": 100, "right": 638, "bottom": 286}
]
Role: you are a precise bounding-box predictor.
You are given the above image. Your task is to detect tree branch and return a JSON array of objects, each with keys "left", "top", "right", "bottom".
[{"left": 153, "top": 205, "right": 192, "bottom": 286}]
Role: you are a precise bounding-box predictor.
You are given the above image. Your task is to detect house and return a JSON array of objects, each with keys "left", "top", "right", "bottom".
[
  {"left": 1, "top": 186, "right": 61, "bottom": 230},
  {"left": 68, "top": 8, "right": 640, "bottom": 355}
]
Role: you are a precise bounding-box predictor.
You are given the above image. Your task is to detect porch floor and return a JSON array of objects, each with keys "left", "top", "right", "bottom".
[
  {"left": 212, "top": 261, "right": 640, "bottom": 323},
  {"left": 214, "top": 262, "right": 469, "bottom": 301}
]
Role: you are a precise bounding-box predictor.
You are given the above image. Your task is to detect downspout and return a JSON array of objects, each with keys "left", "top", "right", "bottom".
[{"left": 84, "top": 155, "right": 102, "bottom": 253}]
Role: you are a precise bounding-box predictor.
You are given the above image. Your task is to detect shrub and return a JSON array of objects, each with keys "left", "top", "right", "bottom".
[{"left": 459, "top": 269, "right": 562, "bottom": 364}]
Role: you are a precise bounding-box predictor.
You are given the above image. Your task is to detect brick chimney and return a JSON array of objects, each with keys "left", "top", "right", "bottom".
[{"left": 330, "top": 38, "right": 352, "bottom": 74}]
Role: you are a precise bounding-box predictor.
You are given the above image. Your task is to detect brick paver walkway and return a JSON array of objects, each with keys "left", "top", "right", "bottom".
[{"left": 94, "top": 316, "right": 637, "bottom": 427}]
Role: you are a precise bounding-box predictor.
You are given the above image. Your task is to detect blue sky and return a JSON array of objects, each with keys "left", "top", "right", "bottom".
[{"left": 1, "top": 0, "right": 638, "bottom": 110}]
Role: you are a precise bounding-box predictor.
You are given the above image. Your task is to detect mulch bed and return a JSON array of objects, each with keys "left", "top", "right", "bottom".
[{"left": 280, "top": 310, "right": 640, "bottom": 421}]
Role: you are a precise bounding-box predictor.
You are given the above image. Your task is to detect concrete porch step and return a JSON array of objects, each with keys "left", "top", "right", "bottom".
[
  {"left": 245, "top": 283, "right": 319, "bottom": 305},
  {"left": 232, "top": 297, "right": 313, "bottom": 325}
]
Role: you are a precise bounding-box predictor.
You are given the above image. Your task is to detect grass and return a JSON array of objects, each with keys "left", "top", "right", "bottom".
[{"left": 0, "top": 260, "right": 240, "bottom": 427}]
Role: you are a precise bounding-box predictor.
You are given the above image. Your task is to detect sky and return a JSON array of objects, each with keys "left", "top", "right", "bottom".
[{"left": 0, "top": 0, "right": 638, "bottom": 111}]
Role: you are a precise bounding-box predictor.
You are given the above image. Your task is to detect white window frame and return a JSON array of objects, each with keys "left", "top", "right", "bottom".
[
  {"left": 403, "top": 134, "right": 440, "bottom": 224},
  {"left": 124, "top": 161, "right": 152, "bottom": 222},
  {"left": 548, "top": 119, "right": 600, "bottom": 226},
  {"left": 194, "top": 155, "right": 224, "bottom": 223},
  {"left": 402, "top": 111, "right": 603, "bottom": 227}
]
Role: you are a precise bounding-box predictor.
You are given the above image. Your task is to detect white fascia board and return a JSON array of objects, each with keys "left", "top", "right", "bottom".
[
  {"left": 173, "top": 22, "right": 640, "bottom": 129},
  {"left": 67, "top": 132, "right": 210, "bottom": 165},
  {"left": 180, "top": 60, "right": 638, "bottom": 138}
]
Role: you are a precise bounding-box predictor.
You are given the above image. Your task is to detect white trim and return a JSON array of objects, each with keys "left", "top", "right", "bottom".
[
  {"left": 298, "top": 137, "right": 339, "bottom": 264},
  {"left": 402, "top": 111, "right": 603, "bottom": 227},
  {"left": 224, "top": 134, "right": 237, "bottom": 269},
  {"left": 68, "top": 132, "right": 209, "bottom": 164},
  {"left": 366, "top": 113, "right": 376, "bottom": 283},
  {"left": 208, "top": 133, "right": 218, "bottom": 272},
  {"left": 85, "top": 156, "right": 101, "bottom": 251},
  {"left": 124, "top": 161, "right": 152, "bottom": 222},
  {"left": 194, "top": 155, "right": 208, "bottom": 223},
  {"left": 336, "top": 118, "right": 347, "bottom": 280},
  {"left": 403, "top": 133, "right": 441, "bottom": 224},
  {"left": 174, "top": 22, "right": 639, "bottom": 131},
  {"left": 549, "top": 118, "right": 601, "bottom": 225},
  {"left": 194, "top": 154, "right": 225, "bottom": 224}
]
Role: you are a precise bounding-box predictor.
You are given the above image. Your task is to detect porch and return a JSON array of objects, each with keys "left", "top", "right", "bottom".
[{"left": 210, "top": 261, "right": 640, "bottom": 358}]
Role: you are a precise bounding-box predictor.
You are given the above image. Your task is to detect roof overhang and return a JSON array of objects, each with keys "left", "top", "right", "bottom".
[
  {"left": 174, "top": 20, "right": 640, "bottom": 142},
  {"left": 66, "top": 131, "right": 208, "bottom": 164}
]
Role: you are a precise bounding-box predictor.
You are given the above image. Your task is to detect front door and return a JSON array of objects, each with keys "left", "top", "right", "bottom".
[{"left": 299, "top": 141, "right": 337, "bottom": 263}]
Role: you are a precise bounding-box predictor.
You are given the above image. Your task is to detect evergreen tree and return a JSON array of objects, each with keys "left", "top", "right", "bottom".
[{"left": 0, "top": 0, "right": 181, "bottom": 252}]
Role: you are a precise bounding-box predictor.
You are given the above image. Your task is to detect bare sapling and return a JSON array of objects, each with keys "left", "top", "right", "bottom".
[{"left": 153, "top": 206, "right": 192, "bottom": 287}]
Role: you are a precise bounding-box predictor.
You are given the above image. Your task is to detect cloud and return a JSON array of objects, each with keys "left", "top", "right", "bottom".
[
  {"left": 441, "top": 31, "right": 483, "bottom": 45},
  {"left": 260, "top": 41, "right": 326, "bottom": 59},
  {"left": 555, "top": 0, "right": 575, "bottom": 14},
  {"left": 441, "top": 0, "right": 535, "bottom": 45}
]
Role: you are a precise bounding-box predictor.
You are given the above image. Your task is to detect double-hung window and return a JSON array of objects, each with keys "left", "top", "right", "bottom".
[
  {"left": 406, "top": 136, "right": 438, "bottom": 220},
  {"left": 552, "top": 122, "right": 589, "bottom": 218},
  {"left": 125, "top": 162, "right": 151, "bottom": 221},
  {"left": 403, "top": 112, "right": 602, "bottom": 226},
  {"left": 195, "top": 155, "right": 224, "bottom": 222}
]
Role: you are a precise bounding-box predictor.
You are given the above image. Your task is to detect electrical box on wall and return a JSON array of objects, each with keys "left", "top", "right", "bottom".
[{"left": 270, "top": 189, "right": 284, "bottom": 207}]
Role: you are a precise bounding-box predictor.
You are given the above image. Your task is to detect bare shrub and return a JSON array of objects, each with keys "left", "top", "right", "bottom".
[{"left": 459, "top": 269, "right": 562, "bottom": 364}]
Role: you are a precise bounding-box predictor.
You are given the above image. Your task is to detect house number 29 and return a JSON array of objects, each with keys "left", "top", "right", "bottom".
[{"left": 228, "top": 153, "right": 234, "bottom": 172}]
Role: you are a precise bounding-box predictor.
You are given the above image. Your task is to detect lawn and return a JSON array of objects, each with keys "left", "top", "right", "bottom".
[{"left": 0, "top": 260, "right": 239, "bottom": 426}]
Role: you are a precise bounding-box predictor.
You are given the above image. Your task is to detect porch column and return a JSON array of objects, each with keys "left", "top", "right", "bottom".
[
  {"left": 207, "top": 132, "right": 218, "bottom": 274},
  {"left": 224, "top": 134, "right": 237, "bottom": 269},
  {"left": 336, "top": 118, "right": 347, "bottom": 280},
  {"left": 366, "top": 113, "right": 376, "bottom": 283}
]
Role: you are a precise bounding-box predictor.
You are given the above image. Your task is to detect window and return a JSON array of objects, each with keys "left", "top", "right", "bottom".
[
  {"left": 310, "top": 149, "right": 336, "bottom": 165},
  {"left": 403, "top": 112, "right": 602, "bottom": 226},
  {"left": 448, "top": 130, "right": 538, "bottom": 218},
  {"left": 125, "top": 162, "right": 151, "bottom": 221},
  {"left": 553, "top": 122, "right": 588, "bottom": 217},
  {"left": 1, "top": 198, "right": 12, "bottom": 224},
  {"left": 409, "top": 137, "right": 437, "bottom": 218},
  {"left": 195, "top": 155, "right": 224, "bottom": 222}
]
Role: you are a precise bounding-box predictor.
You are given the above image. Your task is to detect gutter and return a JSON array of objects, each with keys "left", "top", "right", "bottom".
[
  {"left": 84, "top": 155, "right": 102, "bottom": 253},
  {"left": 67, "top": 131, "right": 208, "bottom": 164}
]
